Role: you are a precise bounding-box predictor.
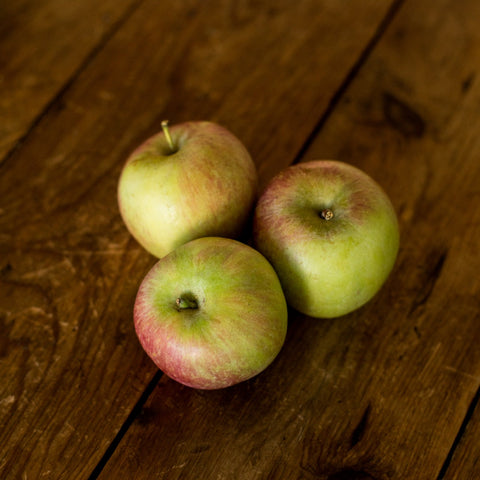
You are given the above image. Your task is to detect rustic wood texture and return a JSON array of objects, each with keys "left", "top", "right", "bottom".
[
  {"left": 0, "top": 0, "right": 141, "bottom": 161},
  {"left": 97, "top": 0, "right": 480, "bottom": 479},
  {"left": 443, "top": 393, "right": 480, "bottom": 479},
  {"left": 0, "top": 1, "right": 401, "bottom": 479}
]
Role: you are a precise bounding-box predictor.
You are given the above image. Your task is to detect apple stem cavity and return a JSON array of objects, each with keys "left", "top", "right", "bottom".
[
  {"left": 175, "top": 296, "right": 198, "bottom": 311},
  {"left": 161, "top": 120, "right": 177, "bottom": 153},
  {"left": 320, "top": 208, "right": 334, "bottom": 221}
]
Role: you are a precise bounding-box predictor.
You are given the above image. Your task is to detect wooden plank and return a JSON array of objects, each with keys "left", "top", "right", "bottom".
[
  {"left": 442, "top": 392, "right": 480, "bottom": 479},
  {"left": 96, "top": 0, "right": 480, "bottom": 478},
  {"left": 0, "top": 0, "right": 140, "bottom": 161},
  {"left": 0, "top": 0, "right": 394, "bottom": 478}
]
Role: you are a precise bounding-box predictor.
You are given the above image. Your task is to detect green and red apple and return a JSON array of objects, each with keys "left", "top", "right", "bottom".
[
  {"left": 133, "top": 237, "right": 288, "bottom": 389},
  {"left": 118, "top": 121, "right": 257, "bottom": 258},
  {"left": 253, "top": 160, "right": 399, "bottom": 319}
]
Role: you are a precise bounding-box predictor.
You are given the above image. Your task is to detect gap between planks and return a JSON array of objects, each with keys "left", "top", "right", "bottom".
[
  {"left": 436, "top": 384, "right": 480, "bottom": 479},
  {"left": 0, "top": 0, "right": 147, "bottom": 168},
  {"left": 292, "top": 0, "right": 406, "bottom": 166},
  {"left": 87, "top": 370, "right": 163, "bottom": 480}
]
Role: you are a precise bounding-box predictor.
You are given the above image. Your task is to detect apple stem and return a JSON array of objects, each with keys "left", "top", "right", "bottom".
[
  {"left": 176, "top": 297, "right": 198, "bottom": 310},
  {"left": 320, "top": 208, "right": 334, "bottom": 220},
  {"left": 161, "top": 120, "right": 176, "bottom": 153}
]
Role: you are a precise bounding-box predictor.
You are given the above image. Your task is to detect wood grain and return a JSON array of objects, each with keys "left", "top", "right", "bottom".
[
  {"left": 293, "top": 0, "right": 480, "bottom": 476},
  {"left": 0, "top": 0, "right": 141, "bottom": 161},
  {"left": 96, "top": 0, "right": 480, "bottom": 478},
  {"left": 442, "top": 392, "right": 480, "bottom": 479},
  {"left": 0, "top": 1, "right": 395, "bottom": 478}
]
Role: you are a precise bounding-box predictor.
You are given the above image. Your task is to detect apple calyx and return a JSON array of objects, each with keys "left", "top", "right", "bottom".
[
  {"left": 175, "top": 296, "right": 198, "bottom": 311},
  {"left": 161, "top": 120, "right": 177, "bottom": 154},
  {"left": 320, "top": 208, "right": 334, "bottom": 221}
]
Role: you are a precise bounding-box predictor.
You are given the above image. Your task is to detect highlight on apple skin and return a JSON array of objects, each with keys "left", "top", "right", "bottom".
[
  {"left": 118, "top": 121, "right": 258, "bottom": 259},
  {"left": 133, "top": 237, "right": 288, "bottom": 390},
  {"left": 253, "top": 160, "right": 400, "bottom": 319}
]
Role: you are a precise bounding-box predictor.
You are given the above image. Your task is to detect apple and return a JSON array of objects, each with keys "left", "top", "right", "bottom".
[
  {"left": 118, "top": 121, "right": 257, "bottom": 258},
  {"left": 133, "top": 236, "right": 288, "bottom": 389},
  {"left": 253, "top": 160, "right": 399, "bottom": 319}
]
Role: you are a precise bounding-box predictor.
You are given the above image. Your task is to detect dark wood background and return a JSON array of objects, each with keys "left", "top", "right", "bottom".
[{"left": 1, "top": 1, "right": 480, "bottom": 478}]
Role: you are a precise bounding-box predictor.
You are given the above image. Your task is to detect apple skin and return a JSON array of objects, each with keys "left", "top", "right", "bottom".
[
  {"left": 118, "top": 121, "right": 257, "bottom": 258},
  {"left": 133, "top": 237, "right": 288, "bottom": 390},
  {"left": 253, "top": 160, "right": 399, "bottom": 319}
]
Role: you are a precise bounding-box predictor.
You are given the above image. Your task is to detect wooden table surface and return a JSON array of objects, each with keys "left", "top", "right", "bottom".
[{"left": 1, "top": 1, "right": 480, "bottom": 478}]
